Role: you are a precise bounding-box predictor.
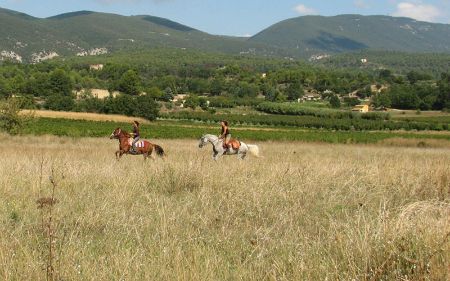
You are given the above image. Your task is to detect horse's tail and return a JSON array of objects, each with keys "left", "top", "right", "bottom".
[
  {"left": 247, "top": 144, "right": 260, "bottom": 157},
  {"left": 154, "top": 144, "right": 166, "bottom": 157}
]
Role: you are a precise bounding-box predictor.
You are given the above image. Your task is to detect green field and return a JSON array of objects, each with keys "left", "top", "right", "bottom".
[{"left": 23, "top": 118, "right": 450, "bottom": 145}]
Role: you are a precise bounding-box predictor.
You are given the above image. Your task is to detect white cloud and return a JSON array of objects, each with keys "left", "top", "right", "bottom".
[
  {"left": 293, "top": 4, "right": 317, "bottom": 15},
  {"left": 392, "top": 2, "right": 441, "bottom": 22}
]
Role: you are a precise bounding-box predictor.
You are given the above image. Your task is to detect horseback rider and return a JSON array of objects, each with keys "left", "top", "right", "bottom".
[
  {"left": 219, "top": 120, "right": 231, "bottom": 151},
  {"left": 131, "top": 120, "right": 140, "bottom": 152}
]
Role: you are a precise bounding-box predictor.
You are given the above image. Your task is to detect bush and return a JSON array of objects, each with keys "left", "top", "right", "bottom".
[
  {"left": 45, "top": 95, "right": 75, "bottom": 111},
  {"left": 0, "top": 98, "right": 34, "bottom": 135}
]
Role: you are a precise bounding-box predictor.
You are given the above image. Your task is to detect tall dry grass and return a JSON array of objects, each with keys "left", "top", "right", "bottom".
[
  {"left": 0, "top": 134, "right": 449, "bottom": 280},
  {"left": 20, "top": 110, "right": 150, "bottom": 124}
]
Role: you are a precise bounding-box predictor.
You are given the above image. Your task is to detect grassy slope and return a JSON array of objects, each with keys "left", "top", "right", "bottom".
[{"left": 1, "top": 135, "right": 448, "bottom": 279}]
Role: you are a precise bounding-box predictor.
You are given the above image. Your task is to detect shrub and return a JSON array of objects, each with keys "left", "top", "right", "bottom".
[{"left": 0, "top": 98, "right": 34, "bottom": 135}]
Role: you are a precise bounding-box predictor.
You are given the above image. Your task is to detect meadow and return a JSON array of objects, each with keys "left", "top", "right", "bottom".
[{"left": 0, "top": 134, "right": 449, "bottom": 280}]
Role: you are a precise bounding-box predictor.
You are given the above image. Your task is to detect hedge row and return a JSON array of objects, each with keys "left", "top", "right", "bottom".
[
  {"left": 256, "top": 102, "right": 391, "bottom": 120},
  {"left": 160, "top": 111, "right": 449, "bottom": 131}
]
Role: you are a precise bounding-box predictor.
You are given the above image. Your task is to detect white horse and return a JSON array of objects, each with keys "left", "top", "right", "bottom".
[{"left": 198, "top": 134, "right": 260, "bottom": 160}]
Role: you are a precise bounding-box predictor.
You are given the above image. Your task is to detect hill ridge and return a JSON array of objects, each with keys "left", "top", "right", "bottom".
[{"left": 1, "top": 7, "right": 450, "bottom": 63}]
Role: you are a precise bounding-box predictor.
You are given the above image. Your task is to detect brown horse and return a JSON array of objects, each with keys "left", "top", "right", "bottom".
[{"left": 110, "top": 128, "right": 165, "bottom": 160}]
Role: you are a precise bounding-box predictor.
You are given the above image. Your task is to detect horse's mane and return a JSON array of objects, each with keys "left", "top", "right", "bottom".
[{"left": 118, "top": 128, "right": 132, "bottom": 137}]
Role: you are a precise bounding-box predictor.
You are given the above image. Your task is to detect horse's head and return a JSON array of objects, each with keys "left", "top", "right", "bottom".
[
  {"left": 198, "top": 135, "right": 208, "bottom": 148},
  {"left": 110, "top": 128, "right": 122, "bottom": 139}
]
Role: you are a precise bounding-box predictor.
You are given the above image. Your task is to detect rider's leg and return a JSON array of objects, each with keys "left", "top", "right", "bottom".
[
  {"left": 132, "top": 137, "right": 140, "bottom": 152},
  {"left": 225, "top": 134, "right": 231, "bottom": 150}
]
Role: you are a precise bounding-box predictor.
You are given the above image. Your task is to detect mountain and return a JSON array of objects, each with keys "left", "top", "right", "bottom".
[
  {"left": 0, "top": 7, "right": 281, "bottom": 63},
  {"left": 250, "top": 15, "right": 450, "bottom": 56},
  {"left": 1, "top": 8, "right": 450, "bottom": 63}
]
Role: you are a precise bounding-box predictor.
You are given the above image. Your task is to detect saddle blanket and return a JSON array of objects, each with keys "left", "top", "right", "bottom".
[{"left": 128, "top": 139, "right": 145, "bottom": 148}]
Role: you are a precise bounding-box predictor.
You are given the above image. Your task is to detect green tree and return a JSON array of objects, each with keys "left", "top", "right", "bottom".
[
  {"left": 146, "top": 87, "right": 164, "bottom": 100},
  {"left": 372, "top": 93, "right": 391, "bottom": 108},
  {"left": 184, "top": 94, "right": 200, "bottom": 109},
  {"left": 329, "top": 95, "right": 341, "bottom": 108},
  {"left": 436, "top": 73, "right": 450, "bottom": 109},
  {"left": 232, "top": 82, "right": 259, "bottom": 98},
  {"left": 135, "top": 94, "right": 159, "bottom": 121},
  {"left": 49, "top": 69, "right": 73, "bottom": 96},
  {"left": 388, "top": 85, "right": 420, "bottom": 109},
  {"left": 162, "top": 87, "right": 174, "bottom": 102},
  {"left": 118, "top": 70, "right": 141, "bottom": 96},
  {"left": 265, "top": 88, "right": 285, "bottom": 102},
  {"left": 344, "top": 97, "right": 361, "bottom": 107},
  {"left": 406, "top": 71, "right": 433, "bottom": 85},
  {"left": 25, "top": 73, "right": 50, "bottom": 97},
  {"left": 110, "top": 94, "right": 137, "bottom": 116},
  {"left": 285, "top": 81, "right": 304, "bottom": 101},
  {"left": 210, "top": 78, "right": 225, "bottom": 96},
  {"left": 45, "top": 95, "right": 75, "bottom": 111},
  {"left": 379, "top": 69, "right": 393, "bottom": 82},
  {"left": 0, "top": 77, "right": 12, "bottom": 98}
]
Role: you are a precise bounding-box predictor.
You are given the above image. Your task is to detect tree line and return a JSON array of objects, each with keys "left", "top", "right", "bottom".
[{"left": 0, "top": 49, "right": 449, "bottom": 121}]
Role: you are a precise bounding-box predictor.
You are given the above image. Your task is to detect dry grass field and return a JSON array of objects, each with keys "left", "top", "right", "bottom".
[
  {"left": 20, "top": 110, "right": 150, "bottom": 124},
  {"left": 0, "top": 134, "right": 449, "bottom": 280}
]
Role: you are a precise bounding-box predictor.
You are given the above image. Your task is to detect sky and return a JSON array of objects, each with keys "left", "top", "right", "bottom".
[{"left": 1, "top": 0, "right": 450, "bottom": 36}]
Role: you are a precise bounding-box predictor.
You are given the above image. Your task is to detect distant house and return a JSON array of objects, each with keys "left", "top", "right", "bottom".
[
  {"left": 361, "top": 58, "right": 368, "bottom": 64},
  {"left": 323, "top": 89, "right": 334, "bottom": 95},
  {"left": 299, "top": 93, "right": 321, "bottom": 102},
  {"left": 370, "top": 84, "right": 388, "bottom": 94},
  {"left": 261, "top": 73, "right": 267, "bottom": 79},
  {"left": 352, "top": 104, "right": 369, "bottom": 113},
  {"left": 89, "top": 64, "right": 104, "bottom": 71},
  {"left": 347, "top": 90, "right": 359, "bottom": 98},
  {"left": 172, "top": 94, "right": 187, "bottom": 103}
]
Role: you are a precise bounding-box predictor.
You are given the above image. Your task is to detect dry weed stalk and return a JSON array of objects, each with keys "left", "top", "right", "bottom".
[{"left": 36, "top": 167, "right": 59, "bottom": 281}]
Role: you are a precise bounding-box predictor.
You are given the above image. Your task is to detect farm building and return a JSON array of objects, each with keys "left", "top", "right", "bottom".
[
  {"left": 352, "top": 104, "right": 369, "bottom": 113},
  {"left": 89, "top": 64, "right": 104, "bottom": 71},
  {"left": 172, "top": 94, "right": 187, "bottom": 103},
  {"left": 299, "top": 93, "right": 321, "bottom": 102}
]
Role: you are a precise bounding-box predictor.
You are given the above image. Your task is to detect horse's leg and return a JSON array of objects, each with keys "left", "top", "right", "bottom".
[
  {"left": 115, "top": 150, "right": 120, "bottom": 160},
  {"left": 237, "top": 148, "right": 247, "bottom": 160},
  {"left": 215, "top": 150, "right": 225, "bottom": 161}
]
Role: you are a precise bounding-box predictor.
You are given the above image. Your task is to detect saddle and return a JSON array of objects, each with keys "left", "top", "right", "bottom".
[
  {"left": 223, "top": 139, "right": 240, "bottom": 150},
  {"left": 128, "top": 138, "right": 145, "bottom": 148}
]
